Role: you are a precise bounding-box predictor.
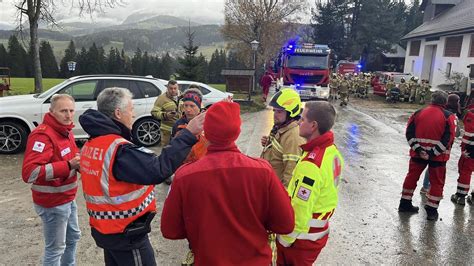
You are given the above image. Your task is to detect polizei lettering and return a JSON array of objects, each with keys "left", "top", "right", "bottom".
[{"left": 81, "top": 146, "right": 105, "bottom": 161}]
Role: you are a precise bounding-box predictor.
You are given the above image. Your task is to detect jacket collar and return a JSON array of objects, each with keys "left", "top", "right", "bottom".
[
  {"left": 206, "top": 141, "right": 240, "bottom": 154},
  {"left": 276, "top": 120, "right": 299, "bottom": 135},
  {"left": 301, "top": 131, "right": 334, "bottom": 152},
  {"left": 43, "top": 113, "right": 74, "bottom": 137}
]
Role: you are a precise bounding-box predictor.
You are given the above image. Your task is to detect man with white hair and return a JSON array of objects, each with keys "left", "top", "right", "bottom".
[{"left": 79, "top": 87, "right": 204, "bottom": 265}]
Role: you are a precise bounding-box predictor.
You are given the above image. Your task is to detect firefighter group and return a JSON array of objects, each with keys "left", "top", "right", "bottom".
[
  {"left": 328, "top": 72, "right": 432, "bottom": 106},
  {"left": 21, "top": 81, "right": 344, "bottom": 266}
]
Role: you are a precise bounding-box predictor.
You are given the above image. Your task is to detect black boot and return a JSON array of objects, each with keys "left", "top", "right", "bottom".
[
  {"left": 398, "top": 199, "right": 419, "bottom": 213},
  {"left": 424, "top": 205, "right": 439, "bottom": 221},
  {"left": 467, "top": 193, "right": 474, "bottom": 205},
  {"left": 451, "top": 193, "right": 466, "bottom": 206}
]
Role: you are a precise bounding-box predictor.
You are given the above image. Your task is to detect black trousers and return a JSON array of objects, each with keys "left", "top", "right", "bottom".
[{"left": 103, "top": 236, "right": 156, "bottom": 266}]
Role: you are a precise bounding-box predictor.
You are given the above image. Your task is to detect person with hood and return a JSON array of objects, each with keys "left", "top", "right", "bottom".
[
  {"left": 78, "top": 87, "right": 204, "bottom": 265},
  {"left": 161, "top": 101, "right": 295, "bottom": 266},
  {"left": 22, "top": 94, "right": 81, "bottom": 266},
  {"left": 151, "top": 79, "right": 180, "bottom": 146},
  {"left": 399, "top": 91, "right": 456, "bottom": 221},
  {"left": 261, "top": 88, "right": 305, "bottom": 187}
]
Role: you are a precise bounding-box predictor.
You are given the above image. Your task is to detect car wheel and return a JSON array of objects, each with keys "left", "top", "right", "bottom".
[
  {"left": 0, "top": 121, "right": 28, "bottom": 154},
  {"left": 132, "top": 117, "right": 161, "bottom": 147}
]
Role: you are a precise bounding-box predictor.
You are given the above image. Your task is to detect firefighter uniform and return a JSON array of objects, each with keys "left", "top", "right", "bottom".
[
  {"left": 401, "top": 103, "right": 456, "bottom": 218},
  {"left": 452, "top": 104, "right": 474, "bottom": 205},
  {"left": 329, "top": 75, "right": 339, "bottom": 101},
  {"left": 419, "top": 81, "right": 431, "bottom": 105},
  {"left": 262, "top": 121, "right": 305, "bottom": 187},
  {"left": 151, "top": 93, "right": 179, "bottom": 146},
  {"left": 276, "top": 131, "right": 344, "bottom": 265},
  {"left": 385, "top": 79, "right": 396, "bottom": 100},
  {"left": 399, "top": 81, "right": 409, "bottom": 102},
  {"left": 339, "top": 79, "right": 350, "bottom": 106}
]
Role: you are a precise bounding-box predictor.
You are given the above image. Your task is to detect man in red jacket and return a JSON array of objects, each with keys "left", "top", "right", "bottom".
[
  {"left": 451, "top": 99, "right": 474, "bottom": 205},
  {"left": 22, "top": 94, "right": 81, "bottom": 265},
  {"left": 161, "top": 101, "right": 295, "bottom": 266},
  {"left": 399, "top": 90, "right": 456, "bottom": 221},
  {"left": 260, "top": 71, "right": 274, "bottom": 101}
]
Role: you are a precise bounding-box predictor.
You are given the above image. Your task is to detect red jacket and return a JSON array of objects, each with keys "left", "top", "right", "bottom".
[
  {"left": 405, "top": 104, "right": 456, "bottom": 161},
  {"left": 22, "top": 113, "right": 79, "bottom": 208},
  {"left": 161, "top": 143, "right": 294, "bottom": 266},
  {"left": 260, "top": 73, "right": 274, "bottom": 88},
  {"left": 461, "top": 104, "right": 474, "bottom": 158}
]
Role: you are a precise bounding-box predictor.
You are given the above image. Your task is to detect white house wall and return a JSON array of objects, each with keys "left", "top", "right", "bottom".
[{"left": 404, "top": 33, "right": 474, "bottom": 89}]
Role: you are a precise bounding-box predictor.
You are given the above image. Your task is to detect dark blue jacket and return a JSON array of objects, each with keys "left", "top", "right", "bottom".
[{"left": 79, "top": 109, "right": 197, "bottom": 185}]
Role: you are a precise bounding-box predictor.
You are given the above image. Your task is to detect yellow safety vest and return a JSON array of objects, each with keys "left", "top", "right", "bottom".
[{"left": 277, "top": 140, "right": 344, "bottom": 247}]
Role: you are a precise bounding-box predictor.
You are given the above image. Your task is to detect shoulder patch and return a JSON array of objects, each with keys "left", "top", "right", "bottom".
[
  {"left": 297, "top": 186, "right": 311, "bottom": 201},
  {"left": 32, "top": 141, "right": 46, "bottom": 153}
]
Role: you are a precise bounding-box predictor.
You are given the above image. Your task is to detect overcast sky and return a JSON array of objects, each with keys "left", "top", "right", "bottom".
[
  {"left": 0, "top": 0, "right": 229, "bottom": 27},
  {"left": 0, "top": 0, "right": 416, "bottom": 28}
]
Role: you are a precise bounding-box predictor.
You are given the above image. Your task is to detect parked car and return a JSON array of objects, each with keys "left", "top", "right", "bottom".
[
  {"left": 158, "top": 79, "right": 233, "bottom": 109},
  {"left": 0, "top": 75, "right": 166, "bottom": 154},
  {"left": 372, "top": 72, "right": 413, "bottom": 96}
]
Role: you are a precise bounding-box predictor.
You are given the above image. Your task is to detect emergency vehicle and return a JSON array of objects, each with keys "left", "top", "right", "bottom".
[
  {"left": 273, "top": 43, "right": 332, "bottom": 100},
  {"left": 336, "top": 60, "right": 361, "bottom": 75}
]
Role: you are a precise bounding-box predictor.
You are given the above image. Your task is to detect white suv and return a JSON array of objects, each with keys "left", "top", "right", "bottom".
[{"left": 0, "top": 75, "right": 166, "bottom": 154}]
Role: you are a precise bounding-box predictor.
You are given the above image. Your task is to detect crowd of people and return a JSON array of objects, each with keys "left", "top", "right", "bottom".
[{"left": 21, "top": 80, "right": 344, "bottom": 266}]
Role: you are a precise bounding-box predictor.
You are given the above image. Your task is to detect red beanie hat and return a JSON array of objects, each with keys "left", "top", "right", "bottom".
[{"left": 204, "top": 101, "right": 241, "bottom": 145}]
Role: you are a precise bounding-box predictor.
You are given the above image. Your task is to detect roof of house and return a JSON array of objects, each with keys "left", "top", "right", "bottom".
[
  {"left": 382, "top": 44, "right": 406, "bottom": 58},
  {"left": 420, "top": 0, "right": 462, "bottom": 10},
  {"left": 403, "top": 0, "right": 474, "bottom": 40}
]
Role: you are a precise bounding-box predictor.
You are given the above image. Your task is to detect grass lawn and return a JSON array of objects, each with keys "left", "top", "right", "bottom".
[{"left": 6, "top": 78, "right": 65, "bottom": 95}]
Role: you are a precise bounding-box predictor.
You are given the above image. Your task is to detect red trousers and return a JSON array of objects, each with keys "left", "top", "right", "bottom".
[
  {"left": 457, "top": 155, "right": 474, "bottom": 195},
  {"left": 262, "top": 86, "right": 270, "bottom": 98},
  {"left": 276, "top": 234, "right": 329, "bottom": 266},
  {"left": 402, "top": 157, "right": 446, "bottom": 208}
]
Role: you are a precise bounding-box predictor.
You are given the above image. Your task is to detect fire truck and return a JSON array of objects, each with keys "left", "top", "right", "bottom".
[
  {"left": 336, "top": 60, "right": 361, "bottom": 75},
  {"left": 273, "top": 43, "right": 332, "bottom": 100}
]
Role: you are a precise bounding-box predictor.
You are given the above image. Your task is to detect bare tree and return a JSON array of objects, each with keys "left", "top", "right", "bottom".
[
  {"left": 221, "top": 0, "right": 307, "bottom": 67},
  {"left": 14, "top": 0, "right": 123, "bottom": 93}
]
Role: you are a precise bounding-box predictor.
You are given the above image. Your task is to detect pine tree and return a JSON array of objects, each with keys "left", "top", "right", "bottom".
[
  {"left": 176, "top": 26, "right": 202, "bottom": 81},
  {"left": 39, "top": 41, "right": 59, "bottom": 78},
  {"left": 59, "top": 40, "right": 77, "bottom": 78},
  {"left": 159, "top": 52, "right": 175, "bottom": 80},
  {"left": 76, "top": 47, "right": 89, "bottom": 75},
  {"left": 0, "top": 44, "right": 7, "bottom": 67},
  {"left": 142, "top": 51, "right": 150, "bottom": 76},
  {"left": 131, "top": 48, "right": 143, "bottom": 75},
  {"left": 7, "top": 35, "right": 28, "bottom": 77},
  {"left": 106, "top": 47, "right": 118, "bottom": 74},
  {"left": 87, "top": 43, "right": 103, "bottom": 74}
]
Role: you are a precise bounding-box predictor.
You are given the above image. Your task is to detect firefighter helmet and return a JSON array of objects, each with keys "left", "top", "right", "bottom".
[{"left": 269, "top": 88, "right": 302, "bottom": 118}]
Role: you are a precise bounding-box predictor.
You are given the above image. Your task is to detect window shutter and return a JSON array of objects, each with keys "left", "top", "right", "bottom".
[{"left": 444, "top": 36, "right": 463, "bottom": 57}]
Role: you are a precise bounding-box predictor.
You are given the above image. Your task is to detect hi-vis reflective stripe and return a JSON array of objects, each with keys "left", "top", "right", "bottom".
[
  {"left": 408, "top": 138, "right": 445, "bottom": 150},
  {"left": 31, "top": 182, "right": 77, "bottom": 193},
  {"left": 162, "top": 102, "right": 176, "bottom": 109},
  {"left": 270, "top": 137, "right": 283, "bottom": 153},
  {"left": 427, "top": 194, "right": 442, "bottom": 201},
  {"left": 457, "top": 183, "right": 470, "bottom": 189},
  {"left": 277, "top": 228, "right": 330, "bottom": 247},
  {"left": 87, "top": 191, "right": 155, "bottom": 220},
  {"left": 84, "top": 186, "right": 149, "bottom": 205},
  {"left": 308, "top": 219, "right": 328, "bottom": 228},
  {"left": 45, "top": 163, "right": 54, "bottom": 181},
  {"left": 463, "top": 131, "right": 474, "bottom": 137},
  {"left": 160, "top": 124, "right": 172, "bottom": 132},
  {"left": 282, "top": 154, "right": 300, "bottom": 161},
  {"left": 100, "top": 138, "right": 130, "bottom": 198},
  {"left": 28, "top": 166, "right": 41, "bottom": 183},
  {"left": 461, "top": 138, "right": 474, "bottom": 145}
]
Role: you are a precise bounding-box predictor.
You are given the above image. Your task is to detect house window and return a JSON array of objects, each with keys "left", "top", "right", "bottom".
[
  {"left": 444, "top": 36, "right": 463, "bottom": 57},
  {"left": 446, "top": 63, "right": 452, "bottom": 78},
  {"left": 409, "top": 40, "right": 421, "bottom": 56},
  {"left": 469, "top": 35, "right": 474, "bottom": 57}
]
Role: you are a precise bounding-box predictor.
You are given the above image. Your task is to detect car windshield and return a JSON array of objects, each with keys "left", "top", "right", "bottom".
[
  {"left": 287, "top": 54, "right": 328, "bottom": 70},
  {"left": 36, "top": 80, "right": 70, "bottom": 98}
]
